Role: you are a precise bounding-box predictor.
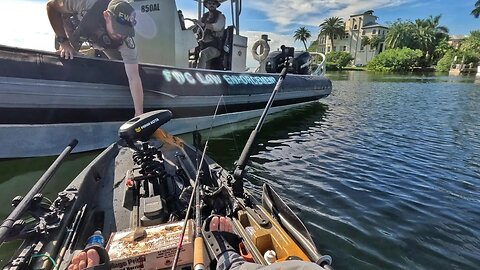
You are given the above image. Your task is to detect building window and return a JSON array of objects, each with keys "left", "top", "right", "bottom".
[
  {"left": 362, "top": 30, "right": 366, "bottom": 35},
  {"left": 344, "top": 34, "right": 349, "bottom": 39},
  {"left": 327, "top": 46, "right": 331, "bottom": 52},
  {"left": 372, "top": 29, "right": 377, "bottom": 34},
  {"left": 354, "top": 24, "right": 358, "bottom": 29},
  {"left": 333, "top": 35, "right": 337, "bottom": 40},
  {"left": 333, "top": 46, "right": 336, "bottom": 51},
  {"left": 343, "top": 46, "right": 347, "bottom": 51},
  {"left": 360, "top": 44, "right": 364, "bottom": 51}
]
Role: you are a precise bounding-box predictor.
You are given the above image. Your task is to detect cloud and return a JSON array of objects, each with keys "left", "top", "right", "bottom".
[{"left": 244, "top": 0, "right": 412, "bottom": 32}]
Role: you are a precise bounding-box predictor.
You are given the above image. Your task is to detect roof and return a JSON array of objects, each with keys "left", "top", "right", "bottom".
[
  {"left": 449, "top": 35, "right": 467, "bottom": 40},
  {"left": 362, "top": 22, "right": 388, "bottom": 29}
]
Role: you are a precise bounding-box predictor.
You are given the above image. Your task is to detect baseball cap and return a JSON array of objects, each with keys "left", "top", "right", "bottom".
[{"left": 107, "top": 0, "right": 136, "bottom": 37}]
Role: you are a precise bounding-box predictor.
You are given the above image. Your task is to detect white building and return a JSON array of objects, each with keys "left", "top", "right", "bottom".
[{"left": 317, "top": 10, "right": 388, "bottom": 66}]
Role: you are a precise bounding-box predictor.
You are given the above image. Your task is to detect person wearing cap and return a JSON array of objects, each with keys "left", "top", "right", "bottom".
[
  {"left": 46, "top": 0, "right": 144, "bottom": 117},
  {"left": 196, "top": 0, "right": 226, "bottom": 69}
]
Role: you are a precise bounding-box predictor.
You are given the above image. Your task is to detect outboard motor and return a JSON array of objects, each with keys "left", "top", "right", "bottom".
[
  {"left": 119, "top": 110, "right": 173, "bottom": 144},
  {"left": 289, "top": 51, "right": 310, "bottom": 75},
  {"left": 119, "top": 110, "right": 174, "bottom": 226},
  {"left": 265, "top": 50, "right": 311, "bottom": 75},
  {"left": 265, "top": 51, "right": 286, "bottom": 74}
]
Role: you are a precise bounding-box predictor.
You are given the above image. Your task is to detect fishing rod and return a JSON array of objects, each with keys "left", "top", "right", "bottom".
[
  {"left": 0, "top": 139, "right": 78, "bottom": 243},
  {"left": 232, "top": 45, "right": 294, "bottom": 196},
  {"left": 171, "top": 97, "right": 224, "bottom": 270},
  {"left": 171, "top": 140, "right": 209, "bottom": 270}
]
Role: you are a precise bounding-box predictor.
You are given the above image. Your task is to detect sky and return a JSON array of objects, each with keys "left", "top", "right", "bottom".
[{"left": 0, "top": 0, "right": 478, "bottom": 68}]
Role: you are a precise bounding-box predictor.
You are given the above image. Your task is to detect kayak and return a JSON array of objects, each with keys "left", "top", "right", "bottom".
[
  {"left": 1, "top": 52, "right": 334, "bottom": 269},
  {"left": 0, "top": 109, "right": 333, "bottom": 270}
]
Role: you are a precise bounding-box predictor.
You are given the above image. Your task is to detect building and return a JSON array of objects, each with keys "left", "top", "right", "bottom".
[
  {"left": 317, "top": 10, "right": 388, "bottom": 66},
  {"left": 448, "top": 35, "right": 467, "bottom": 50}
]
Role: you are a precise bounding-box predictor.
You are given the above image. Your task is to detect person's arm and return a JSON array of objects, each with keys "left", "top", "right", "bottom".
[
  {"left": 124, "top": 63, "right": 144, "bottom": 117},
  {"left": 46, "top": 0, "right": 76, "bottom": 59}
]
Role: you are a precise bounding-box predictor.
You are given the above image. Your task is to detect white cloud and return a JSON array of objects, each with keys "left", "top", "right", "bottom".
[{"left": 245, "top": 0, "right": 412, "bottom": 31}]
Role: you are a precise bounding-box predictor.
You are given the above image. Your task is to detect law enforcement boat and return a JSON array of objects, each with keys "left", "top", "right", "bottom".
[
  {"left": 0, "top": 61, "right": 334, "bottom": 269},
  {"left": 0, "top": 0, "right": 330, "bottom": 159}
]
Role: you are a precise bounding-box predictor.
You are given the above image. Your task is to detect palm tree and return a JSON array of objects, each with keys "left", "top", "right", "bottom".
[
  {"left": 385, "top": 20, "right": 417, "bottom": 49},
  {"left": 293, "top": 27, "right": 312, "bottom": 51},
  {"left": 319, "top": 17, "right": 345, "bottom": 52},
  {"left": 472, "top": 0, "right": 480, "bottom": 18}
]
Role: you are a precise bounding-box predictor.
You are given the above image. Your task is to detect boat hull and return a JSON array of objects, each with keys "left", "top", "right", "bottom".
[{"left": 0, "top": 45, "right": 331, "bottom": 158}]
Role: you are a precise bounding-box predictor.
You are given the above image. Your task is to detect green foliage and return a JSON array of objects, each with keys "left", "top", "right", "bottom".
[
  {"left": 436, "top": 49, "right": 480, "bottom": 72},
  {"left": 369, "top": 36, "right": 383, "bottom": 49},
  {"left": 366, "top": 48, "right": 423, "bottom": 71},
  {"left": 460, "top": 30, "right": 480, "bottom": 53},
  {"left": 293, "top": 27, "right": 312, "bottom": 51},
  {"left": 385, "top": 15, "right": 449, "bottom": 66},
  {"left": 361, "top": 36, "right": 370, "bottom": 47},
  {"left": 319, "top": 17, "right": 345, "bottom": 48},
  {"left": 326, "top": 51, "right": 353, "bottom": 69},
  {"left": 307, "top": 40, "right": 318, "bottom": 52},
  {"left": 436, "top": 50, "right": 455, "bottom": 72}
]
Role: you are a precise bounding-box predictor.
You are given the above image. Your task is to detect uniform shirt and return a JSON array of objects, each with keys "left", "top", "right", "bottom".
[
  {"left": 202, "top": 11, "right": 226, "bottom": 43},
  {"left": 61, "top": 0, "right": 138, "bottom": 64}
]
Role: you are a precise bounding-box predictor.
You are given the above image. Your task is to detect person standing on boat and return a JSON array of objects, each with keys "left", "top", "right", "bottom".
[
  {"left": 46, "top": 0, "right": 144, "bottom": 117},
  {"left": 196, "top": 0, "right": 225, "bottom": 69}
]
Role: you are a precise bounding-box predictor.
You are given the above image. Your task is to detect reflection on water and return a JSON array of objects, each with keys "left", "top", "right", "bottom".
[{"left": 1, "top": 71, "right": 479, "bottom": 269}]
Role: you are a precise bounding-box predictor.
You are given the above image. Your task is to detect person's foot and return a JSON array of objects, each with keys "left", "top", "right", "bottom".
[
  {"left": 209, "top": 216, "right": 233, "bottom": 233},
  {"left": 68, "top": 249, "right": 100, "bottom": 270}
]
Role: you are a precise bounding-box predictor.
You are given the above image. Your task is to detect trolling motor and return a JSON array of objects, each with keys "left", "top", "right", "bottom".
[
  {"left": 118, "top": 110, "right": 176, "bottom": 225},
  {"left": 232, "top": 46, "right": 295, "bottom": 197}
]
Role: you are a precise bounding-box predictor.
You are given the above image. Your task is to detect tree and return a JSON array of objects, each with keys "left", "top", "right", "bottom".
[
  {"left": 460, "top": 30, "right": 480, "bottom": 53},
  {"left": 472, "top": 0, "right": 480, "bottom": 18},
  {"left": 385, "top": 19, "right": 417, "bottom": 49},
  {"left": 326, "top": 51, "right": 353, "bottom": 69},
  {"left": 319, "top": 17, "right": 345, "bottom": 51},
  {"left": 293, "top": 27, "right": 312, "bottom": 51},
  {"left": 369, "top": 36, "right": 382, "bottom": 50}
]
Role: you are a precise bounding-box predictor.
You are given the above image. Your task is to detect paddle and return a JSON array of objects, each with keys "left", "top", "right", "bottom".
[{"left": 0, "top": 139, "right": 78, "bottom": 243}]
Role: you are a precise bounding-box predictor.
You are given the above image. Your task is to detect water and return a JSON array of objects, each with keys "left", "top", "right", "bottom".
[{"left": 1, "top": 72, "right": 479, "bottom": 269}]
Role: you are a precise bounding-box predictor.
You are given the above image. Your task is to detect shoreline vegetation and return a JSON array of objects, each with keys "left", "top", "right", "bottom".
[{"left": 294, "top": 2, "right": 480, "bottom": 73}]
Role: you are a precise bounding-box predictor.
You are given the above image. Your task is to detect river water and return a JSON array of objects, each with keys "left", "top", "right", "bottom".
[{"left": 1, "top": 72, "right": 479, "bottom": 269}]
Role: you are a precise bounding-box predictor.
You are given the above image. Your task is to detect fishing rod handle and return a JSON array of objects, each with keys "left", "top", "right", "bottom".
[{"left": 193, "top": 236, "right": 205, "bottom": 270}]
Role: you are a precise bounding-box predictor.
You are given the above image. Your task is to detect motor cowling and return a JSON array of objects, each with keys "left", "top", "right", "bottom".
[
  {"left": 265, "top": 51, "right": 311, "bottom": 75},
  {"left": 118, "top": 110, "right": 173, "bottom": 143}
]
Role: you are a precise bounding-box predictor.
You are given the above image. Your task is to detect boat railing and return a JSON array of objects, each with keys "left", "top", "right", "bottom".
[{"left": 308, "top": 52, "right": 326, "bottom": 76}]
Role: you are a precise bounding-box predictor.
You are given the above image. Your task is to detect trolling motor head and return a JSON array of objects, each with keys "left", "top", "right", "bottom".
[{"left": 119, "top": 110, "right": 173, "bottom": 145}]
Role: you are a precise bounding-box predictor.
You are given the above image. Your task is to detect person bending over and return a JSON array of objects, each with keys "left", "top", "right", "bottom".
[{"left": 46, "top": 0, "right": 144, "bottom": 117}]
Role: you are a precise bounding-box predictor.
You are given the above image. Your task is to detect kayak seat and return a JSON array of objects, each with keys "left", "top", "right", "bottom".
[{"left": 118, "top": 110, "right": 173, "bottom": 143}]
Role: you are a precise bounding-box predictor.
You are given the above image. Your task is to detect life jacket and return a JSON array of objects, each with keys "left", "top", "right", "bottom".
[
  {"left": 70, "top": 0, "right": 123, "bottom": 50},
  {"left": 200, "top": 10, "right": 223, "bottom": 50}
]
